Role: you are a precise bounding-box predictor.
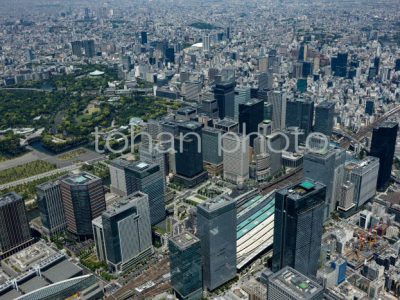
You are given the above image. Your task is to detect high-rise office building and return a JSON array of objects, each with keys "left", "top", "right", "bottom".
[
  {"left": 82, "top": 40, "right": 96, "bottom": 58},
  {"left": 272, "top": 179, "right": 326, "bottom": 277},
  {"left": 331, "top": 52, "right": 348, "bottom": 77},
  {"left": 109, "top": 159, "right": 166, "bottom": 225},
  {"left": 314, "top": 101, "right": 335, "bottom": 137},
  {"left": 395, "top": 58, "right": 400, "bottom": 72},
  {"left": 174, "top": 121, "right": 208, "bottom": 188},
  {"left": 234, "top": 87, "right": 251, "bottom": 121},
  {"left": 140, "top": 31, "right": 147, "bottom": 44},
  {"left": 169, "top": 232, "right": 203, "bottom": 300},
  {"left": 238, "top": 99, "right": 264, "bottom": 146},
  {"left": 0, "top": 193, "right": 33, "bottom": 258},
  {"left": 258, "top": 71, "right": 273, "bottom": 91},
  {"left": 165, "top": 47, "right": 175, "bottom": 63},
  {"left": 203, "top": 34, "right": 210, "bottom": 52},
  {"left": 197, "top": 195, "right": 236, "bottom": 291},
  {"left": 345, "top": 156, "right": 380, "bottom": 208},
  {"left": 214, "top": 81, "right": 235, "bottom": 119},
  {"left": 71, "top": 41, "right": 82, "bottom": 57},
  {"left": 223, "top": 134, "right": 249, "bottom": 185},
  {"left": 37, "top": 181, "right": 67, "bottom": 237},
  {"left": 286, "top": 98, "right": 314, "bottom": 142},
  {"left": 370, "top": 122, "right": 399, "bottom": 191},
  {"left": 267, "top": 267, "right": 324, "bottom": 300},
  {"left": 303, "top": 148, "right": 336, "bottom": 218},
  {"left": 338, "top": 181, "right": 355, "bottom": 212},
  {"left": 92, "top": 192, "right": 153, "bottom": 273},
  {"left": 268, "top": 90, "right": 287, "bottom": 130},
  {"left": 60, "top": 172, "right": 106, "bottom": 239},
  {"left": 202, "top": 127, "right": 223, "bottom": 166},
  {"left": 254, "top": 130, "right": 283, "bottom": 176}
]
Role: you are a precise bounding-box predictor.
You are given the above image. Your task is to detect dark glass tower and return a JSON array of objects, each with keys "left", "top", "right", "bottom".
[
  {"left": 370, "top": 122, "right": 399, "bottom": 191},
  {"left": 0, "top": 192, "right": 33, "bottom": 259},
  {"left": 140, "top": 31, "right": 148, "bottom": 44},
  {"left": 174, "top": 121, "right": 208, "bottom": 187},
  {"left": 82, "top": 40, "right": 95, "bottom": 58},
  {"left": 169, "top": 232, "right": 203, "bottom": 300},
  {"left": 331, "top": 52, "right": 348, "bottom": 77},
  {"left": 213, "top": 81, "right": 235, "bottom": 119},
  {"left": 197, "top": 195, "right": 236, "bottom": 291},
  {"left": 314, "top": 101, "right": 335, "bottom": 137},
  {"left": 286, "top": 98, "right": 314, "bottom": 142},
  {"left": 238, "top": 99, "right": 264, "bottom": 146},
  {"left": 272, "top": 179, "right": 326, "bottom": 277}
]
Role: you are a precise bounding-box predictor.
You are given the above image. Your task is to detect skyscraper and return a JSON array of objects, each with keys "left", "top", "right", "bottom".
[
  {"left": 268, "top": 90, "right": 287, "bottom": 130},
  {"left": 140, "top": 31, "right": 147, "bottom": 44},
  {"left": 370, "top": 122, "right": 399, "bottom": 191},
  {"left": 71, "top": 41, "right": 82, "bottom": 57},
  {"left": 202, "top": 127, "right": 223, "bottom": 166},
  {"left": 82, "top": 40, "right": 96, "bottom": 58},
  {"left": 203, "top": 34, "right": 210, "bottom": 52},
  {"left": 303, "top": 148, "right": 336, "bottom": 218},
  {"left": 169, "top": 232, "right": 203, "bottom": 300},
  {"left": 214, "top": 81, "right": 235, "bottom": 119},
  {"left": 314, "top": 101, "right": 335, "bottom": 137},
  {"left": 238, "top": 99, "right": 264, "bottom": 146},
  {"left": 223, "top": 134, "right": 249, "bottom": 185},
  {"left": 93, "top": 192, "right": 153, "bottom": 273},
  {"left": 174, "top": 121, "right": 208, "bottom": 188},
  {"left": 345, "top": 156, "right": 380, "bottom": 208},
  {"left": 331, "top": 52, "right": 348, "bottom": 77},
  {"left": 197, "top": 195, "right": 237, "bottom": 291},
  {"left": 60, "top": 172, "right": 106, "bottom": 239},
  {"left": 285, "top": 97, "right": 314, "bottom": 142},
  {"left": 258, "top": 71, "right": 273, "bottom": 91},
  {"left": 109, "top": 159, "right": 166, "bottom": 225},
  {"left": 37, "top": 180, "right": 67, "bottom": 237},
  {"left": 234, "top": 87, "right": 251, "bottom": 121},
  {"left": 272, "top": 179, "right": 326, "bottom": 277},
  {"left": 0, "top": 192, "right": 33, "bottom": 259},
  {"left": 267, "top": 266, "right": 324, "bottom": 300}
]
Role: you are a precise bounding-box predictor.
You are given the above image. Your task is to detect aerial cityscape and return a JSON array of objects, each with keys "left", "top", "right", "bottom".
[{"left": 0, "top": 0, "right": 400, "bottom": 299}]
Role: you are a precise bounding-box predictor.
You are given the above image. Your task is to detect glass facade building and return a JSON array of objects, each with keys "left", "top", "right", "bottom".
[
  {"left": 36, "top": 181, "right": 67, "bottom": 237},
  {"left": 272, "top": 179, "right": 326, "bottom": 277},
  {"left": 109, "top": 159, "right": 166, "bottom": 225},
  {"left": 197, "top": 195, "right": 237, "bottom": 291},
  {"left": 169, "top": 232, "right": 203, "bottom": 300},
  {"left": 370, "top": 122, "right": 399, "bottom": 191}
]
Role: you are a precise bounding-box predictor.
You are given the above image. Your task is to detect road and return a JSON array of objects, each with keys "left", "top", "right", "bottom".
[
  {"left": 0, "top": 164, "right": 79, "bottom": 191},
  {"left": 0, "top": 156, "right": 106, "bottom": 191},
  {"left": 0, "top": 87, "right": 52, "bottom": 92}
]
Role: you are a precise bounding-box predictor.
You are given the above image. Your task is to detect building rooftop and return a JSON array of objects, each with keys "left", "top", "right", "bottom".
[
  {"left": 169, "top": 231, "right": 199, "bottom": 250},
  {"left": 282, "top": 179, "right": 325, "bottom": 200},
  {"left": 61, "top": 172, "right": 100, "bottom": 186},
  {"left": 0, "top": 192, "right": 22, "bottom": 207},
  {"left": 215, "top": 118, "right": 238, "bottom": 128},
  {"left": 41, "top": 259, "right": 82, "bottom": 283},
  {"left": 36, "top": 180, "right": 60, "bottom": 191},
  {"left": 112, "top": 158, "right": 158, "bottom": 173},
  {"left": 269, "top": 266, "right": 324, "bottom": 299},
  {"left": 102, "top": 192, "right": 147, "bottom": 218},
  {"left": 198, "top": 195, "right": 234, "bottom": 213}
]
